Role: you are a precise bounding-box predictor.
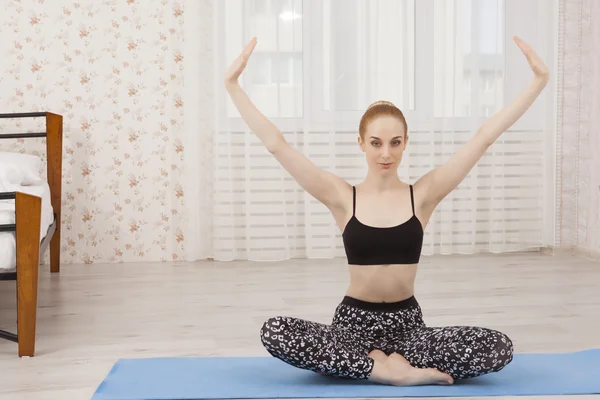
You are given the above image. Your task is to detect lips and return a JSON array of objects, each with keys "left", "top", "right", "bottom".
[{"left": 379, "top": 162, "right": 393, "bottom": 169}]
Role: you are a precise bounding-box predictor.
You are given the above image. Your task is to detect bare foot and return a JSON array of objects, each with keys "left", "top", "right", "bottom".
[
  {"left": 369, "top": 352, "right": 454, "bottom": 386},
  {"left": 368, "top": 349, "right": 389, "bottom": 363}
]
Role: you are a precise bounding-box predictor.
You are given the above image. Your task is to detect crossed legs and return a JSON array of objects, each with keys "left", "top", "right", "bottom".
[{"left": 259, "top": 298, "right": 513, "bottom": 386}]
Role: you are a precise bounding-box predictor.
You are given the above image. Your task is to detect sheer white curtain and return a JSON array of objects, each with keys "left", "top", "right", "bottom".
[{"left": 184, "top": 0, "right": 557, "bottom": 262}]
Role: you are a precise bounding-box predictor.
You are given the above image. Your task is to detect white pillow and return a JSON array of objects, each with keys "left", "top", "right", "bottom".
[
  {"left": 0, "top": 151, "right": 43, "bottom": 185},
  {"left": 0, "top": 160, "right": 25, "bottom": 185}
]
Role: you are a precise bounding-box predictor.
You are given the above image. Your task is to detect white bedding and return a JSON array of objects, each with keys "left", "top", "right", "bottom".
[{"left": 0, "top": 179, "right": 54, "bottom": 272}]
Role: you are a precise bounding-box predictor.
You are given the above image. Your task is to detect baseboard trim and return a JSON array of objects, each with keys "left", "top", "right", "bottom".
[{"left": 541, "top": 245, "right": 600, "bottom": 261}]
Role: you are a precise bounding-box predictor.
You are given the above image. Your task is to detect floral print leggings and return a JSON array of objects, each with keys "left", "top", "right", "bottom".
[{"left": 260, "top": 295, "right": 514, "bottom": 380}]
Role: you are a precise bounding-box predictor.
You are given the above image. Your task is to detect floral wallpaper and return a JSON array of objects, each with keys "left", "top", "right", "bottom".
[
  {"left": 558, "top": 0, "right": 600, "bottom": 257},
  {"left": 0, "top": 0, "right": 188, "bottom": 264}
]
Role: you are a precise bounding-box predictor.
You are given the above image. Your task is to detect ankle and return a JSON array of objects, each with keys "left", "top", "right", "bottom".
[{"left": 367, "top": 360, "right": 393, "bottom": 385}]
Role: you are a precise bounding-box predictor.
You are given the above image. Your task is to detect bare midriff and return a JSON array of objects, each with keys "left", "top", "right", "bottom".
[{"left": 345, "top": 263, "right": 419, "bottom": 303}]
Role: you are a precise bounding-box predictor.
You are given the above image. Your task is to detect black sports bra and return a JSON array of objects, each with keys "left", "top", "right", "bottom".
[{"left": 342, "top": 185, "right": 424, "bottom": 265}]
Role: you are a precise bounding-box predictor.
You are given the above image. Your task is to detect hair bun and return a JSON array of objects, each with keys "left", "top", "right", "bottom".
[{"left": 367, "top": 100, "right": 396, "bottom": 109}]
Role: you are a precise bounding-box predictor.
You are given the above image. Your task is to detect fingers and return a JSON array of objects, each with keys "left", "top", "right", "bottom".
[
  {"left": 513, "top": 36, "right": 530, "bottom": 55},
  {"left": 513, "top": 36, "right": 549, "bottom": 78},
  {"left": 514, "top": 36, "right": 538, "bottom": 61},
  {"left": 514, "top": 36, "right": 538, "bottom": 66},
  {"left": 224, "top": 38, "right": 258, "bottom": 85},
  {"left": 242, "top": 37, "right": 257, "bottom": 60}
]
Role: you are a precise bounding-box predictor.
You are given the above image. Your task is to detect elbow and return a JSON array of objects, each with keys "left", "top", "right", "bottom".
[
  {"left": 474, "top": 130, "right": 495, "bottom": 149},
  {"left": 266, "top": 137, "right": 287, "bottom": 154}
]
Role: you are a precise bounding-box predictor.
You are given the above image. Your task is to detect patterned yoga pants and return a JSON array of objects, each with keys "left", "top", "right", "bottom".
[{"left": 260, "top": 295, "right": 514, "bottom": 380}]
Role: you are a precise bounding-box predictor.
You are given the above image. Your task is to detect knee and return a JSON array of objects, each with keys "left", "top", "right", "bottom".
[
  {"left": 259, "top": 317, "right": 287, "bottom": 349},
  {"left": 447, "top": 330, "right": 513, "bottom": 380},
  {"left": 484, "top": 330, "right": 514, "bottom": 372},
  {"left": 260, "top": 316, "right": 288, "bottom": 335},
  {"left": 493, "top": 331, "right": 514, "bottom": 359}
]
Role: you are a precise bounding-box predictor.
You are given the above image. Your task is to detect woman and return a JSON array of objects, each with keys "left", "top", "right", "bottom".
[{"left": 224, "top": 36, "right": 549, "bottom": 386}]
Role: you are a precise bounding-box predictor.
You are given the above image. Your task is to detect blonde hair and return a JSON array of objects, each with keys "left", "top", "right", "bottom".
[
  {"left": 367, "top": 100, "right": 396, "bottom": 109},
  {"left": 359, "top": 100, "right": 408, "bottom": 139}
]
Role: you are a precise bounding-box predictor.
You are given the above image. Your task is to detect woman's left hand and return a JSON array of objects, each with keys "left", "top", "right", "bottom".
[{"left": 514, "top": 36, "right": 550, "bottom": 83}]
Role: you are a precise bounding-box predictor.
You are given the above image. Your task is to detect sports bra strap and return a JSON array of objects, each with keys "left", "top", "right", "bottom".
[
  {"left": 409, "top": 185, "right": 415, "bottom": 216},
  {"left": 352, "top": 186, "right": 356, "bottom": 216}
]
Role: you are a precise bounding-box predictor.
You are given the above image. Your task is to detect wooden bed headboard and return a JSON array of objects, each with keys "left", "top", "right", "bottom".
[{"left": 0, "top": 112, "right": 63, "bottom": 272}]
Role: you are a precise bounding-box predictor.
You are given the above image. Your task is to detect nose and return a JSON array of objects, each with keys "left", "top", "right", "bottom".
[{"left": 381, "top": 145, "right": 391, "bottom": 159}]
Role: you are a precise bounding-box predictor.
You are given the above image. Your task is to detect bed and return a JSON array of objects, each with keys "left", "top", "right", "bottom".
[{"left": 0, "top": 112, "right": 63, "bottom": 357}]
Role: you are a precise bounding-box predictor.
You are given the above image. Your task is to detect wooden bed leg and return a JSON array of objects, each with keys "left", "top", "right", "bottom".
[
  {"left": 15, "top": 192, "right": 42, "bottom": 357},
  {"left": 46, "top": 112, "right": 62, "bottom": 273},
  {"left": 49, "top": 227, "right": 60, "bottom": 273}
]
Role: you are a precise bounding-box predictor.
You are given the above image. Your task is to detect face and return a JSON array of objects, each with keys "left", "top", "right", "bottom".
[{"left": 358, "top": 115, "right": 408, "bottom": 173}]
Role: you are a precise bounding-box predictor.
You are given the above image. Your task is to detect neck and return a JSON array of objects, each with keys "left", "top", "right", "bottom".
[{"left": 362, "top": 169, "right": 402, "bottom": 191}]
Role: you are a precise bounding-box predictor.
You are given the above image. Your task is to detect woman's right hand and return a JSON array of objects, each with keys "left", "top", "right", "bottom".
[{"left": 224, "top": 37, "right": 257, "bottom": 88}]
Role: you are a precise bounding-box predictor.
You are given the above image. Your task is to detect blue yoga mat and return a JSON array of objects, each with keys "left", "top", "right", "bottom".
[{"left": 92, "top": 349, "right": 600, "bottom": 399}]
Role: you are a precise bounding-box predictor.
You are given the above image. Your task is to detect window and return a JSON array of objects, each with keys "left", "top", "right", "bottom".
[
  {"left": 432, "top": 0, "right": 505, "bottom": 118},
  {"left": 222, "top": 0, "right": 303, "bottom": 119},
  {"left": 219, "top": 0, "right": 543, "bottom": 126}
]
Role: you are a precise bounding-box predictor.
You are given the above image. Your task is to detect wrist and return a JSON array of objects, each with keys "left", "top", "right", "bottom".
[
  {"left": 224, "top": 80, "right": 240, "bottom": 91},
  {"left": 533, "top": 74, "right": 549, "bottom": 87}
]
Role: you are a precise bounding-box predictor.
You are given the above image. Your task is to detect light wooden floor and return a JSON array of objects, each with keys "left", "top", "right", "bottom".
[{"left": 1, "top": 251, "right": 599, "bottom": 400}]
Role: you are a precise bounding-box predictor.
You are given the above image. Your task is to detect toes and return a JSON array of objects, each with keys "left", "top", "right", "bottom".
[
  {"left": 427, "top": 368, "right": 454, "bottom": 385},
  {"left": 368, "top": 349, "right": 389, "bottom": 363}
]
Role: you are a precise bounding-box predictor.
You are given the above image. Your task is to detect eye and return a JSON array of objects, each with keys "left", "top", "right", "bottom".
[
  {"left": 371, "top": 141, "right": 381, "bottom": 147},
  {"left": 392, "top": 140, "right": 401, "bottom": 146}
]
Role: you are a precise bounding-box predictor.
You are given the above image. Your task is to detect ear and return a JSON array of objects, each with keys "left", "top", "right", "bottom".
[{"left": 357, "top": 136, "right": 365, "bottom": 152}]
